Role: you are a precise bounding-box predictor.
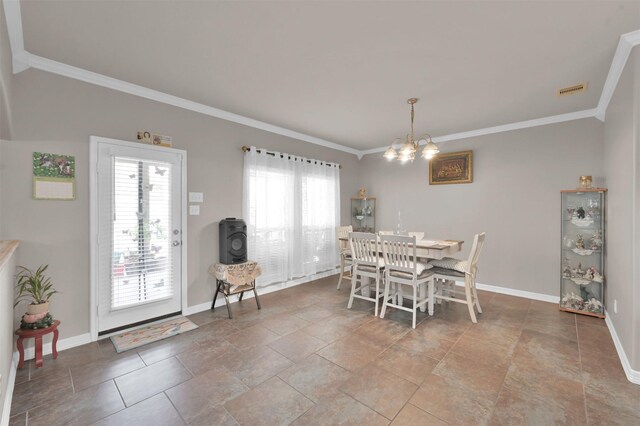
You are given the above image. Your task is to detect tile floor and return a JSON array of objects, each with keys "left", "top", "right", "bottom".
[{"left": 9, "top": 276, "right": 640, "bottom": 425}]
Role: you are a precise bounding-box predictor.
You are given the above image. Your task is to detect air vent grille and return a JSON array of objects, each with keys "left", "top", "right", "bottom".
[{"left": 557, "top": 82, "right": 587, "bottom": 97}]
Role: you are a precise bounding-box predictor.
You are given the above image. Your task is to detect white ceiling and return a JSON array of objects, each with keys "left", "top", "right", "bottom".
[{"left": 18, "top": 1, "right": 640, "bottom": 150}]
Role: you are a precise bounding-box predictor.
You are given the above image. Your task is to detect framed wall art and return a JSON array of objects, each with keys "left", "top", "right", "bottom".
[
  {"left": 429, "top": 150, "right": 473, "bottom": 185},
  {"left": 33, "top": 152, "right": 76, "bottom": 200}
]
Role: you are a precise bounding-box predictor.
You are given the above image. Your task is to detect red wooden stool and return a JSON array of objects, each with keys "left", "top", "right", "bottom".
[{"left": 15, "top": 320, "right": 60, "bottom": 369}]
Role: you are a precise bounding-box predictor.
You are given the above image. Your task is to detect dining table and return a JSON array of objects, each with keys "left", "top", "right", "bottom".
[{"left": 339, "top": 236, "right": 464, "bottom": 314}]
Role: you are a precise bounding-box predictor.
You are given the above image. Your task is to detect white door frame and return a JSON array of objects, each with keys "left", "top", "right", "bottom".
[{"left": 89, "top": 136, "right": 188, "bottom": 341}]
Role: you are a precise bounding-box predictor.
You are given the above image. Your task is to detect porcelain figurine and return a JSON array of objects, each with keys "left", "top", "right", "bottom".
[
  {"left": 591, "top": 230, "right": 603, "bottom": 250},
  {"left": 575, "top": 234, "right": 585, "bottom": 250}
]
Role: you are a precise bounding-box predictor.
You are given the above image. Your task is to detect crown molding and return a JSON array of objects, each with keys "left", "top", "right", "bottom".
[
  {"left": 24, "top": 53, "right": 361, "bottom": 156},
  {"left": 595, "top": 30, "right": 640, "bottom": 121},
  {"left": 2, "top": 0, "right": 28, "bottom": 73},
  {"left": 360, "top": 108, "right": 598, "bottom": 155},
  {"left": 2, "top": 0, "right": 639, "bottom": 158}
]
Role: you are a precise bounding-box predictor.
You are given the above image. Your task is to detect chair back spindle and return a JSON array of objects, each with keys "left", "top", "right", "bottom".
[{"left": 380, "top": 234, "right": 417, "bottom": 276}]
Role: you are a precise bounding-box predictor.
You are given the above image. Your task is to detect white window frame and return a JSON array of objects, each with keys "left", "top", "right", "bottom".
[{"left": 89, "top": 136, "right": 188, "bottom": 341}]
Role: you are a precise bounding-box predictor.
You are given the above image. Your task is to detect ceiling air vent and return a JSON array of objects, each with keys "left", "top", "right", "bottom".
[{"left": 557, "top": 82, "right": 588, "bottom": 97}]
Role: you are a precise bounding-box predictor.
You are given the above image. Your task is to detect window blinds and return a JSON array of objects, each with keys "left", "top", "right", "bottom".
[{"left": 110, "top": 157, "right": 173, "bottom": 310}]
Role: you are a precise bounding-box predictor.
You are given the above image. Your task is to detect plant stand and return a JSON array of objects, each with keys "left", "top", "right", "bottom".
[{"left": 15, "top": 320, "right": 60, "bottom": 369}]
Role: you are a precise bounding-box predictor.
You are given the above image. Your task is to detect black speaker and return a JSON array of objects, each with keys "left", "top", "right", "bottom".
[{"left": 219, "top": 218, "right": 247, "bottom": 264}]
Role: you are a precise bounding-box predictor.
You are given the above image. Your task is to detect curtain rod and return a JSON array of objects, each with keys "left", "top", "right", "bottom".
[{"left": 241, "top": 146, "right": 342, "bottom": 169}]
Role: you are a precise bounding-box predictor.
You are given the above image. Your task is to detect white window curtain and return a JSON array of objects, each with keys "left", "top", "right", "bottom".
[{"left": 243, "top": 146, "right": 340, "bottom": 287}]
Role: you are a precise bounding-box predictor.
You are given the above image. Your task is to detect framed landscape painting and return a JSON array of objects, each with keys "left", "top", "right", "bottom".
[{"left": 429, "top": 150, "right": 473, "bottom": 185}]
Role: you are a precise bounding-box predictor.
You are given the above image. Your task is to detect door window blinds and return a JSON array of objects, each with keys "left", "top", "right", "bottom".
[{"left": 109, "top": 157, "right": 173, "bottom": 310}]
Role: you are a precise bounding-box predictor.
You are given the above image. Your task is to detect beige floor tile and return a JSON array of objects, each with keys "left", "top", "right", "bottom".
[
  {"left": 279, "top": 354, "right": 352, "bottom": 402},
  {"left": 489, "top": 385, "right": 586, "bottom": 425},
  {"left": 432, "top": 351, "right": 508, "bottom": 400},
  {"left": 268, "top": 329, "right": 328, "bottom": 362},
  {"left": 410, "top": 373, "right": 495, "bottom": 425},
  {"left": 391, "top": 403, "right": 448, "bottom": 426},
  {"left": 93, "top": 393, "right": 185, "bottom": 426},
  {"left": 224, "top": 376, "right": 314, "bottom": 425},
  {"left": 176, "top": 339, "right": 237, "bottom": 376},
  {"left": 261, "top": 314, "right": 311, "bottom": 336},
  {"left": 28, "top": 380, "right": 124, "bottom": 426},
  {"left": 70, "top": 352, "right": 145, "bottom": 391},
  {"left": 115, "top": 357, "right": 192, "bottom": 406},
  {"left": 137, "top": 334, "right": 200, "bottom": 365},
  {"left": 354, "top": 317, "right": 411, "bottom": 347},
  {"left": 317, "top": 333, "right": 387, "bottom": 371},
  {"left": 220, "top": 345, "right": 294, "bottom": 388},
  {"left": 370, "top": 344, "right": 439, "bottom": 386},
  {"left": 340, "top": 367, "right": 418, "bottom": 420},
  {"left": 224, "top": 324, "right": 281, "bottom": 351},
  {"left": 165, "top": 366, "right": 248, "bottom": 424},
  {"left": 292, "top": 392, "right": 389, "bottom": 426}
]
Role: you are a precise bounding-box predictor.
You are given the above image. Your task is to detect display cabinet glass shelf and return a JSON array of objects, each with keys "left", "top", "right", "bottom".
[
  {"left": 351, "top": 197, "right": 376, "bottom": 233},
  {"left": 560, "top": 188, "right": 606, "bottom": 318}
]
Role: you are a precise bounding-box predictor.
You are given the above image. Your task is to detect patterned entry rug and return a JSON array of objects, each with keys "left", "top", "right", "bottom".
[{"left": 110, "top": 316, "right": 198, "bottom": 353}]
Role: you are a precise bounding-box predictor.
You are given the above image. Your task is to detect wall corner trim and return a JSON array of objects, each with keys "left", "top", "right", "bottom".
[
  {"left": 0, "top": 353, "right": 18, "bottom": 426},
  {"left": 605, "top": 311, "right": 640, "bottom": 385},
  {"left": 595, "top": 30, "right": 640, "bottom": 122}
]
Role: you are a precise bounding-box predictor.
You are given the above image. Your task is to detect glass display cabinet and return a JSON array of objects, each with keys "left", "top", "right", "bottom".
[
  {"left": 560, "top": 188, "right": 606, "bottom": 318},
  {"left": 351, "top": 197, "right": 376, "bottom": 233}
]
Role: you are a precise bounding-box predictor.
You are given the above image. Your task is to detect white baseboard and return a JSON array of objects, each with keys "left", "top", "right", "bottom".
[
  {"left": 183, "top": 268, "right": 339, "bottom": 316},
  {"left": 0, "top": 353, "right": 18, "bottom": 426},
  {"left": 454, "top": 281, "right": 560, "bottom": 303},
  {"left": 605, "top": 311, "right": 640, "bottom": 385},
  {"left": 18, "top": 332, "right": 92, "bottom": 362}
]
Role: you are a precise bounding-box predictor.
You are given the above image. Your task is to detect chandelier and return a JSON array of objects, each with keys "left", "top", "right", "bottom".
[{"left": 383, "top": 98, "right": 439, "bottom": 162}]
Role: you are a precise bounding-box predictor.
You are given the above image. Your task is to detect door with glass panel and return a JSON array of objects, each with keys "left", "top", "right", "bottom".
[{"left": 95, "top": 140, "right": 184, "bottom": 334}]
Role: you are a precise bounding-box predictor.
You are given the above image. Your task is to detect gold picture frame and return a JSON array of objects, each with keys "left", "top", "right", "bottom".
[{"left": 429, "top": 150, "right": 473, "bottom": 185}]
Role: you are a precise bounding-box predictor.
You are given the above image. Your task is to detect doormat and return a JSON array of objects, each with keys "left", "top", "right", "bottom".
[{"left": 110, "top": 316, "right": 198, "bottom": 353}]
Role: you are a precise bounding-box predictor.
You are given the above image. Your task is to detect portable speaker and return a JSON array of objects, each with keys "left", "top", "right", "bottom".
[{"left": 219, "top": 218, "right": 247, "bottom": 264}]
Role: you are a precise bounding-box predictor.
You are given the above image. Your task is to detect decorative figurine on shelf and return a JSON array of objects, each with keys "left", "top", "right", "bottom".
[
  {"left": 576, "top": 207, "right": 586, "bottom": 219},
  {"left": 579, "top": 175, "right": 593, "bottom": 189},
  {"left": 591, "top": 230, "right": 603, "bottom": 250},
  {"left": 575, "top": 234, "right": 585, "bottom": 250},
  {"left": 562, "top": 258, "right": 572, "bottom": 278},
  {"left": 585, "top": 298, "right": 604, "bottom": 313},
  {"left": 589, "top": 267, "right": 604, "bottom": 283},
  {"left": 358, "top": 187, "right": 367, "bottom": 199}
]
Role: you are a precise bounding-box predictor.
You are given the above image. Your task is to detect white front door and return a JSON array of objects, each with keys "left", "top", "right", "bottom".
[{"left": 92, "top": 138, "right": 185, "bottom": 334}]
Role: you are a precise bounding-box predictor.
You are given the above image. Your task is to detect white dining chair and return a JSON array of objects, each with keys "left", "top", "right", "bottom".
[
  {"left": 336, "top": 225, "right": 353, "bottom": 290},
  {"left": 379, "top": 234, "right": 435, "bottom": 328},
  {"left": 431, "top": 232, "right": 486, "bottom": 323},
  {"left": 348, "top": 232, "right": 385, "bottom": 316}
]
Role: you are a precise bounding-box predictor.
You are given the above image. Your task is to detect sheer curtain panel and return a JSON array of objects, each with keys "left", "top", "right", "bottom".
[{"left": 243, "top": 146, "right": 340, "bottom": 287}]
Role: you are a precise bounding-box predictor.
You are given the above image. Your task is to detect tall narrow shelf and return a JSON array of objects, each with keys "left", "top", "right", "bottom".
[
  {"left": 560, "top": 188, "right": 606, "bottom": 318},
  {"left": 351, "top": 197, "right": 376, "bottom": 233}
]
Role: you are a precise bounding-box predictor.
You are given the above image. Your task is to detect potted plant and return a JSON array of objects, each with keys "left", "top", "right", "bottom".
[{"left": 14, "top": 265, "right": 58, "bottom": 315}]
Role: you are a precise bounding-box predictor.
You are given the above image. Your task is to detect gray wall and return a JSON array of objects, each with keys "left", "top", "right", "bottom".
[
  {"left": 0, "top": 3, "right": 13, "bottom": 142},
  {"left": 0, "top": 3, "right": 13, "bottom": 239},
  {"left": 1, "top": 68, "right": 362, "bottom": 339},
  {"left": 603, "top": 46, "right": 640, "bottom": 370},
  {"left": 359, "top": 119, "right": 604, "bottom": 297}
]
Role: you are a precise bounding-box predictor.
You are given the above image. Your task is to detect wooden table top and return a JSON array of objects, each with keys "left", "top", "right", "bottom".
[{"left": 339, "top": 237, "right": 463, "bottom": 250}]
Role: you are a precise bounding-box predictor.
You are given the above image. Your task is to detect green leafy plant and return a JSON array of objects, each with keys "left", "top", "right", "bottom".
[{"left": 14, "top": 265, "right": 58, "bottom": 307}]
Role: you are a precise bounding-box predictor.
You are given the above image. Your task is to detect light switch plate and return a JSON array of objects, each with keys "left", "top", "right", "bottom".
[
  {"left": 189, "top": 205, "right": 200, "bottom": 215},
  {"left": 189, "top": 192, "right": 204, "bottom": 203}
]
